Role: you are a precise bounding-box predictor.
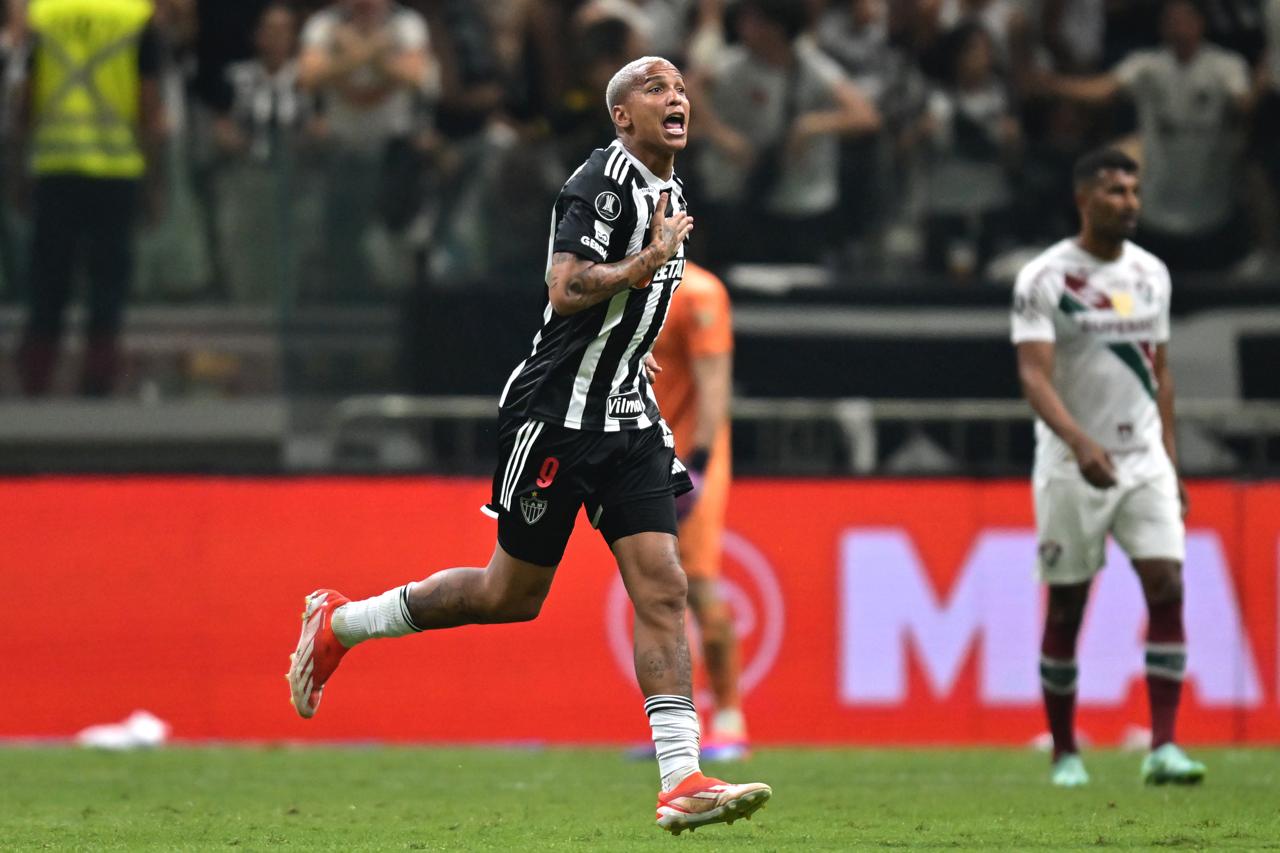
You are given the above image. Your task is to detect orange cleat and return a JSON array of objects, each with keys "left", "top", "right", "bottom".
[
  {"left": 286, "top": 589, "right": 352, "bottom": 719},
  {"left": 655, "top": 772, "right": 771, "bottom": 835}
]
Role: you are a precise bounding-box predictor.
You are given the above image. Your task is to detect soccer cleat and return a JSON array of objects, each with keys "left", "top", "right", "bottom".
[
  {"left": 286, "top": 589, "right": 352, "bottom": 719},
  {"left": 1050, "top": 753, "right": 1090, "bottom": 788},
  {"left": 655, "top": 772, "right": 771, "bottom": 835},
  {"left": 701, "top": 735, "right": 751, "bottom": 762},
  {"left": 1141, "top": 743, "right": 1206, "bottom": 785}
]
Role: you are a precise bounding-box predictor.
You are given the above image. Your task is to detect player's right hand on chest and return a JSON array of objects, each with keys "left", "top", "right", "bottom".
[{"left": 648, "top": 191, "right": 694, "bottom": 262}]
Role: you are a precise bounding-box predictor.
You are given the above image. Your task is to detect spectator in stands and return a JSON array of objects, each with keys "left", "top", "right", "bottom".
[
  {"left": 134, "top": 0, "right": 215, "bottom": 301},
  {"left": 1251, "top": 0, "right": 1280, "bottom": 265},
  {"left": 684, "top": 0, "right": 730, "bottom": 73},
  {"left": 1039, "top": 0, "right": 1108, "bottom": 73},
  {"left": 912, "top": 22, "right": 1022, "bottom": 279},
  {"left": 817, "top": 0, "right": 929, "bottom": 266},
  {"left": 0, "top": 0, "right": 27, "bottom": 297},
  {"left": 930, "top": 0, "right": 1031, "bottom": 65},
  {"left": 691, "top": 0, "right": 880, "bottom": 267},
  {"left": 215, "top": 5, "right": 317, "bottom": 170},
  {"left": 14, "top": 0, "right": 165, "bottom": 396},
  {"left": 1101, "top": 0, "right": 1162, "bottom": 65},
  {"left": 909, "top": 0, "right": 1032, "bottom": 81},
  {"left": 574, "top": 0, "right": 696, "bottom": 60},
  {"left": 549, "top": 16, "right": 643, "bottom": 171},
  {"left": 1013, "top": 2, "right": 1110, "bottom": 247},
  {"left": 416, "top": 0, "right": 557, "bottom": 283},
  {"left": 1039, "top": 0, "right": 1255, "bottom": 272},
  {"left": 211, "top": 3, "right": 323, "bottom": 304},
  {"left": 818, "top": 0, "right": 897, "bottom": 103},
  {"left": 298, "top": 0, "right": 435, "bottom": 300}
]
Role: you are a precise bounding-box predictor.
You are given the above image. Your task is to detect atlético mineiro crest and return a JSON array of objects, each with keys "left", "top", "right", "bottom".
[{"left": 520, "top": 494, "right": 548, "bottom": 525}]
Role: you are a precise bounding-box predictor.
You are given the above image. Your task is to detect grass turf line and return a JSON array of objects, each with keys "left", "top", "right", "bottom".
[{"left": 0, "top": 747, "right": 1277, "bottom": 850}]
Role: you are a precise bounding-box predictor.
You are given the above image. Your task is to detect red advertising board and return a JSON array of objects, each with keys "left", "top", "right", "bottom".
[{"left": 2, "top": 478, "right": 1276, "bottom": 744}]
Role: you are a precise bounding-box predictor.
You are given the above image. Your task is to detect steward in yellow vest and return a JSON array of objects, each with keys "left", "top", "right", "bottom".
[
  {"left": 28, "top": 0, "right": 154, "bottom": 178},
  {"left": 16, "top": 0, "right": 162, "bottom": 396}
]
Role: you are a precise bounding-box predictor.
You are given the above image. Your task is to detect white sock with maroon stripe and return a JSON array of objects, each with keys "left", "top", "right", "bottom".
[
  {"left": 331, "top": 584, "right": 423, "bottom": 646},
  {"left": 644, "top": 694, "right": 701, "bottom": 791}
]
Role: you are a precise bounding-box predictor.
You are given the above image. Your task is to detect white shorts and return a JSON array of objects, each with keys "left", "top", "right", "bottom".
[{"left": 1033, "top": 457, "right": 1185, "bottom": 585}]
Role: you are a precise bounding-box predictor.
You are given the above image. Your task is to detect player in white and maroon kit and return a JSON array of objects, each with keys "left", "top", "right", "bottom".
[{"left": 1012, "top": 149, "right": 1205, "bottom": 788}]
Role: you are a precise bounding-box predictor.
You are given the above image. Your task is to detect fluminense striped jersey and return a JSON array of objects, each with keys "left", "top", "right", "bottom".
[
  {"left": 498, "top": 139, "right": 688, "bottom": 431},
  {"left": 1011, "top": 238, "right": 1172, "bottom": 471}
]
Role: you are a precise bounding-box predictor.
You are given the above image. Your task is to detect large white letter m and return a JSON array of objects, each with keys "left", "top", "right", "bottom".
[{"left": 839, "top": 528, "right": 1040, "bottom": 705}]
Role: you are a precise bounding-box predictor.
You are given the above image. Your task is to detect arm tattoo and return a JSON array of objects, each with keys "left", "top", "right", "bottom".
[{"left": 550, "top": 246, "right": 665, "bottom": 314}]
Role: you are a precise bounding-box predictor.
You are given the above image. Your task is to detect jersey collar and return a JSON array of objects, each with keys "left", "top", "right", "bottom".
[{"left": 609, "top": 139, "right": 676, "bottom": 189}]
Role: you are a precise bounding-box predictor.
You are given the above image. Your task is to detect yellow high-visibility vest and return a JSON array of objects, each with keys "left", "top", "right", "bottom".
[{"left": 28, "top": 0, "right": 154, "bottom": 178}]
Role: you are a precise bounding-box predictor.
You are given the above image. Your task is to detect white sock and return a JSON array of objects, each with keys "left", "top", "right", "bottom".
[
  {"left": 644, "top": 695, "right": 701, "bottom": 791},
  {"left": 711, "top": 707, "right": 746, "bottom": 739},
  {"left": 330, "top": 584, "right": 422, "bottom": 647}
]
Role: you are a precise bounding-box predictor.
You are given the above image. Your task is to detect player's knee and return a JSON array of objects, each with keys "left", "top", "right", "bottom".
[
  {"left": 700, "top": 602, "right": 734, "bottom": 644},
  {"left": 482, "top": 587, "right": 545, "bottom": 623},
  {"left": 477, "top": 567, "right": 551, "bottom": 623},
  {"left": 502, "top": 594, "right": 545, "bottom": 623},
  {"left": 1142, "top": 565, "right": 1183, "bottom": 606},
  {"left": 685, "top": 578, "right": 712, "bottom": 613},
  {"left": 633, "top": 556, "right": 688, "bottom": 624},
  {"left": 1046, "top": 587, "right": 1087, "bottom": 629},
  {"left": 687, "top": 580, "right": 729, "bottom": 632}
]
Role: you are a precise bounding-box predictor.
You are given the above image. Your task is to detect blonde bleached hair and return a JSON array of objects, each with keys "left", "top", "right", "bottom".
[{"left": 605, "top": 56, "right": 679, "bottom": 113}]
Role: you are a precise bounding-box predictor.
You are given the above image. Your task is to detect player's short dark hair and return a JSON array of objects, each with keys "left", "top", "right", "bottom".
[
  {"left": 1072, "top": 148, "right": 1139, "bottom": 188},
  {"left": 739, "top": 0, "right": 809, "bottom": 40}
]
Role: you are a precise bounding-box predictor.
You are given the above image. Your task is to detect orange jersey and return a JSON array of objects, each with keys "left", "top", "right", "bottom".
[
  {"left": 652, "top": 263, "right": 733, "bottom": 578},
  {"left": 651, "top": 263, "right": 733, "bottom": 459}
]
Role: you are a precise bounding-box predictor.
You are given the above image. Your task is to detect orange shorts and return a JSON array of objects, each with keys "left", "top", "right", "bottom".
[{"left": 677, "top": 465, "right": 729, "bottom": 580}]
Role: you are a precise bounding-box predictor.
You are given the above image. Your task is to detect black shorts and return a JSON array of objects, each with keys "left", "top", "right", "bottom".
[{"left": 485, "top": 414, "right": 693, "bottom": 567}]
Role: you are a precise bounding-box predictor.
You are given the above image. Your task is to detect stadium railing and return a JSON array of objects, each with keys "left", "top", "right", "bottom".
[{"left": 324, "top": 395, "right": 1280, "bottom": 477}]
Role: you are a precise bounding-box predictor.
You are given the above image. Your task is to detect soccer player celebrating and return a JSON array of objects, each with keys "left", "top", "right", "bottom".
[
  {"left": 286, "top": 56, "right": 771, "bottom": 834},
  {"left": 1012, "top": 148, "right": 1205, "bottom": 788},
  {"left": 649, "top": 261, "right": 750, "bottom": 759}
]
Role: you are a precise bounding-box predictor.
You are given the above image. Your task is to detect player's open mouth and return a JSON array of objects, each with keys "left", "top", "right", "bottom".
[{"left": 662, "top": 113, "right": 686, "bottom": 136}]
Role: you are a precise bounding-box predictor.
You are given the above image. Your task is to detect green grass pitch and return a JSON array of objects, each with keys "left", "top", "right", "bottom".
[{"left": 1, "top": 746, "right": 1277, "bottom": 850}]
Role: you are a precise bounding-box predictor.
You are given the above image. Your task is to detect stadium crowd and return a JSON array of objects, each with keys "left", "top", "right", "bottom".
[{"left": 3, "top": 0, "right": 1280, "bottom": 306}]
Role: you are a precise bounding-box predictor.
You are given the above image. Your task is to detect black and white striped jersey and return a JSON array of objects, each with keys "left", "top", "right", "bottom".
[{"left": 498, "top": 139, "right": 688, "bottom": 432}]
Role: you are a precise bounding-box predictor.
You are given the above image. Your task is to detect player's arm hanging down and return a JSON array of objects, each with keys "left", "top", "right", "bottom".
[
  {"left": 674, "top": 348, "right": 731, "bottom": 518},
  {"left": 689, "top": 352, "right": 731, "bottom": 465},
  {"left": 547, "top": 191, "right": 692, "bottom": 316},
  {"left": 1152, "top": 343, "right": 1189, "bottom": 515},
  {"left": 1016, "top": 341, "right": 1117, "bottom": 488}
]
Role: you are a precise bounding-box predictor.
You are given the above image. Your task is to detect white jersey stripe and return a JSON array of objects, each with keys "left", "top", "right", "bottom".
[
  {"left": 499, "top": 304, "right": 554, "bottom": 408},
  {"left": 543, "top": 206, "right": 558, "bottom": 278},
  {"left": 498, "top": 361, "right": 524, "bottom": 408},
  {"left": 500, "top": 420, "right": 535, "bottom": 509},
  {"left": 604, "top": 281, "right": 666, "bottom": 432},
  {"left": 503, "top": 420, "right": 544, "bottom": 509},
  {"left": 625, "top": 183, "right": 650, "bottom": 256},
  {"left": 500, "top": 420, "right": 537, "bottom": 509},
  {"left": 564, "top": 289, "right": 630, "bottom": 429}
]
